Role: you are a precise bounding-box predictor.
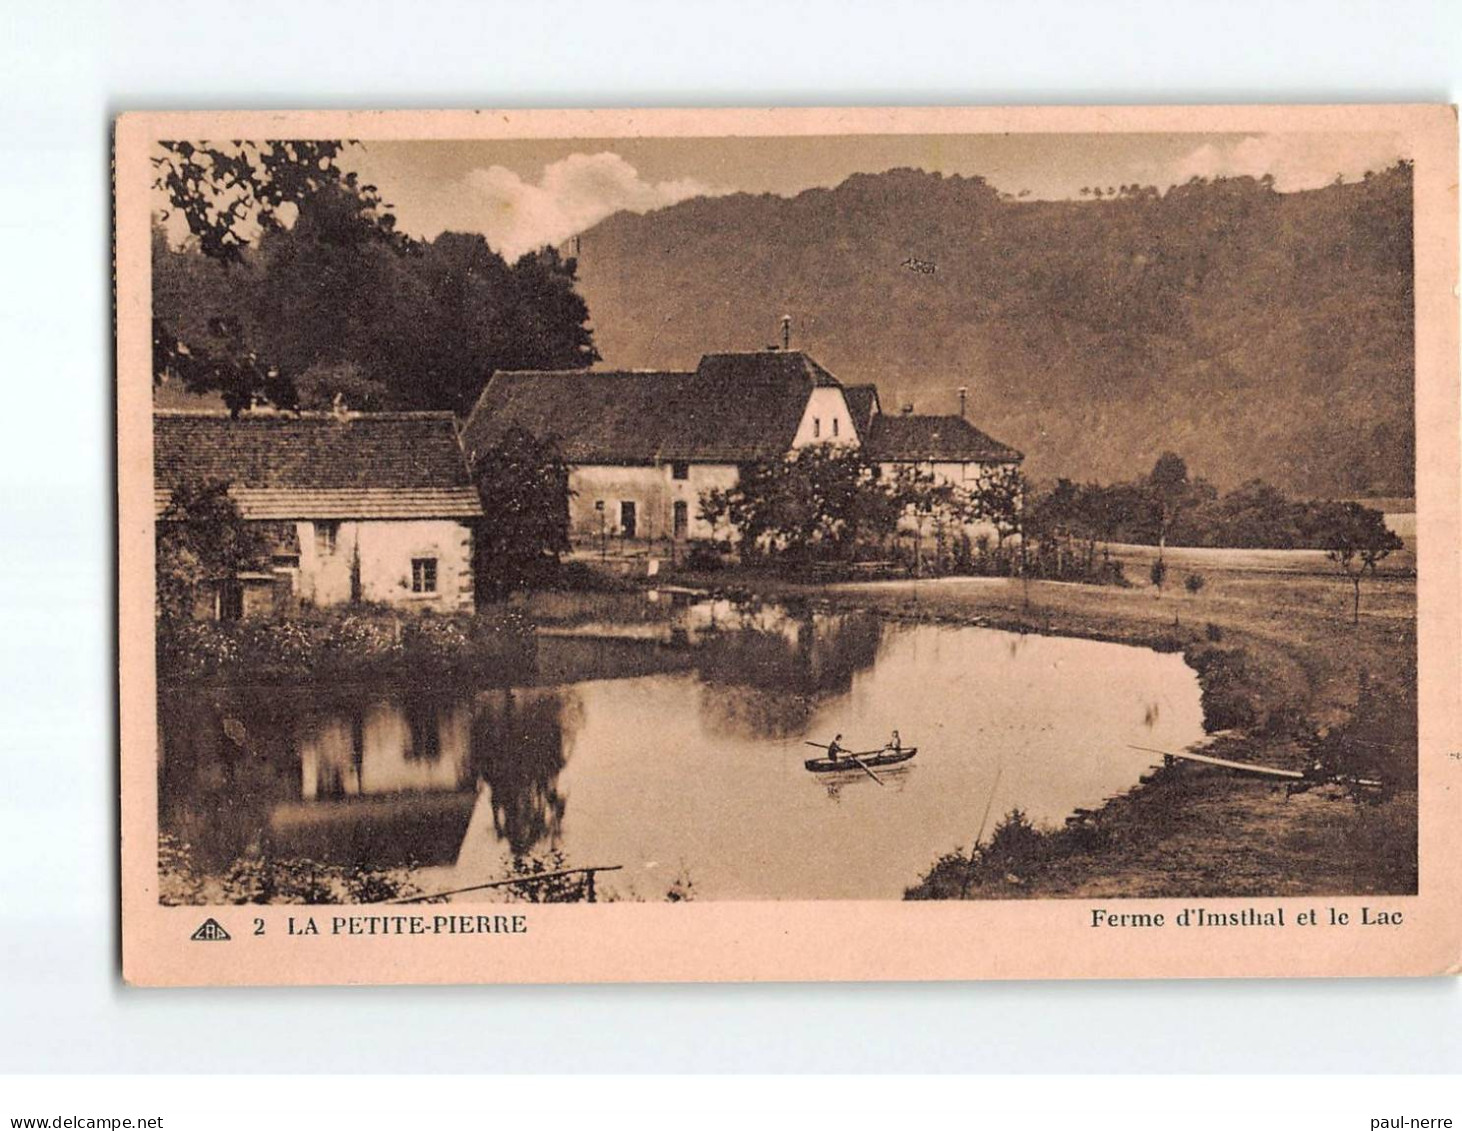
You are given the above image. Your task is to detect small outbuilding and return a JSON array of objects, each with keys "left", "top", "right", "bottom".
[{"left": 154, "top": 410, "right": 483, "bottom": 618}]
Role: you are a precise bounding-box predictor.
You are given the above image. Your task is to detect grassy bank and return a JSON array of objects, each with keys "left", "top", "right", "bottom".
[{"left": 681, "top": 548, "right": 1418, "bottom": 899}]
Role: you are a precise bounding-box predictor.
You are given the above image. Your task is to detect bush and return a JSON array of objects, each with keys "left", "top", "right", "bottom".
[
  {"left": 1185, "top": 572, "right": 1207, "bottom": 596},
  {"left": 157, "top": 607, "right": 535, "bottom": 683},
  {"left": 684, "top": 539, "right": 729, "bottom": 571},
  {"left": 159, "top": 834, "right": 426, "bottom": 906}
]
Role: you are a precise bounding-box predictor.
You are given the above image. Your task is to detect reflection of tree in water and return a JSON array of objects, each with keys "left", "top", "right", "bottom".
[
  {"left": 702, "top": 685, "right": 815, "bottom": 740},
  {"left": 468, "top": 688, "right": 576, "bottom": 858},
  {"left": 696, "top": 609, "right": 882, "bottom": 739},
  {"left": 157, "top": 688, "right": 308, "bottom": 870}
]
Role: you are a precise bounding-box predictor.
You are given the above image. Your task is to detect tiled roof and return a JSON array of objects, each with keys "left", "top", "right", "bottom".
[
  {"left": 865, "top": 413, "right": 1022, "bottom": 463},
  {"left": 154, "top": 411, "right": 483, "bottom": 520},
  {"left": 152, "top": 487, "right": 483, "bottom": 520},
  {"left": 462, "top": 350, "right": 843, "bottom": 464},
  {"left": 842, "top": 384, "right": 881, "bottom": 441}
]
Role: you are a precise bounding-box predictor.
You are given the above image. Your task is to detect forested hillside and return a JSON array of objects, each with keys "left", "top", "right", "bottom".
[{"left": 574, "top": 164, "right": 1414, "bottom": 496}]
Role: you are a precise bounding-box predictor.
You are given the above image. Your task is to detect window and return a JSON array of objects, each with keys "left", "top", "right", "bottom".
[
  {"left": 315, "top": 521, "right": 339, "bottom": 556},
  {"left": 411, "top": 558, "right": 438, "bottom": 594},
  {"left": 671, "top": 461, "right": 690, "bottom": 480},
  {"left": 813, "top": 417, "right": 821, "bottom": 438},
  {"left": 832, "top": 418, "right": 839, "bottom": 438}
]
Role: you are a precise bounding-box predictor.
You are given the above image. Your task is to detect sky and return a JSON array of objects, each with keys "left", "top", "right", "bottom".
[{"left": 342, "top": 132, "right": 1411, "bottom": 259}]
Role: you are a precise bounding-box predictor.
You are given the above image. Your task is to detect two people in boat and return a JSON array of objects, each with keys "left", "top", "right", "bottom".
[{"left": 824, "top": 730, "right": 902, "bottom": 763}]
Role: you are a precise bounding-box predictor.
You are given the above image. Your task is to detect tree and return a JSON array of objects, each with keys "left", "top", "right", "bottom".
[
  {"left": 1149, "top": 557, "right": 1168, "bottom": 596},
  {"left": 1146, "top": 451, "right": 1190, "bottom": 562},
  {"left": 152, "top": 141, "right": 599, "bottom": 416},
  {"left": 1320, "top": 502, "right": 1404, "bottom": 624},
  {"left": 470, "top": 427, "right": 573, "bottom": 599},
  {"left": 969, "top": 464, "right": 1024, "bottom": 550},
  {"left": 152, "top": 141, "right": 398, "bottom": 412},
  {"left": 701, "top": 447, "right": 893, "bottom": 565},
  {"left": 155, "top": 478, "right": 268, "bottom": 619},
  {"left": 890, "top": 465, "right": 952, "bottom": 575},
  {"left": 153, "top": 140, "right": 392, "bottom": 262}
]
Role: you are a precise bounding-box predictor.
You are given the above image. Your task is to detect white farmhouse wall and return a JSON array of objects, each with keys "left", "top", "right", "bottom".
[
  {"left": 568, "top": 463, "right": 740, "bottom": 544},
  {"left": 295, "top": 518, "right": 473, "bottom": 612},
  {"left": 791, "top": 387, "right": 859, "bottom": 448}
]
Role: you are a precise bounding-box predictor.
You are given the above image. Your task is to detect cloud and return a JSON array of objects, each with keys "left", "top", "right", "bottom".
[
  {"left": 462, "top": 152, "right": 718, "bottom": 259},
  {"left": 1166, "top": 133, "right": 1408, "bottom": 192}
]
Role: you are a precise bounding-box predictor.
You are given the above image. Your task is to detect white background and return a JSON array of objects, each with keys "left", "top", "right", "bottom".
[{"left": 1, "top": 0, "right": 1460, "bottom": 1075}]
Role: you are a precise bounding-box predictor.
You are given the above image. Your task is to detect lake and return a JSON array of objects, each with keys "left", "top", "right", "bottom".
[{"left": 158, "top": 597, "right": 1207, "bottom": 901}]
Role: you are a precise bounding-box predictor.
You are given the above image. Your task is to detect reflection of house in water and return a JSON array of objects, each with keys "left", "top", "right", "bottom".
[
  {"left": 695, "top": 606, "right": 884, "bottom": 739},
  {"left": 160, "top": 686, "right": 581, "bottom": 874},
  {"left": 297, "top": 699, "right": 472, "bottom": 800},
  {"left": 271, "top": 696, "right": 477, "bottom": 869}
]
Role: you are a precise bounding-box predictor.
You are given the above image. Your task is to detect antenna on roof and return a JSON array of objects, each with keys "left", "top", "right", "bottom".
[{"left": 780, "top": 314, "right": 791, "bottom": 351}]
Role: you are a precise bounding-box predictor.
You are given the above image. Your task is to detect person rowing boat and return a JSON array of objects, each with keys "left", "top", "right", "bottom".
[{"left": 825, "top": 734, "right": 846, "bottom": 764}]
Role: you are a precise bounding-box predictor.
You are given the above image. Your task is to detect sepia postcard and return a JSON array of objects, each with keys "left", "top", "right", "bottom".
[{"left": 115, "top": 105, "right": 1460, "bottom": 986}]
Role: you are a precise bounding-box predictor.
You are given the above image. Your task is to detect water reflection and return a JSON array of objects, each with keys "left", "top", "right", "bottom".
[
  {"left": 158, "top": 600, "right": 1208, "bottom": 900},
  {"left": 469, "top": 688, "right": 574, "bottom": 857}
]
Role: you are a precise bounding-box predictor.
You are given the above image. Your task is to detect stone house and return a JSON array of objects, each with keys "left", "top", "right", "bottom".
[
  {"left": 154, "top": 410, "right": 482, "bottom": 618},
  {"left": 462, "top": 350, "right": 860, "bottom": 548},
  {"left": 461, "top": 348, "right": 1022, "bottom": 553}
]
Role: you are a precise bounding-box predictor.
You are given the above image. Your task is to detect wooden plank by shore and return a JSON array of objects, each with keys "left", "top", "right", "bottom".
[{"left": 1128, "top": 744, "right": 1305, "bottom": 780}]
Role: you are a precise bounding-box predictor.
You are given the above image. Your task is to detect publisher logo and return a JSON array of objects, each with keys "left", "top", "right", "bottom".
[{"left": 190, "top": 917, "right": 231, "bottom": 942}]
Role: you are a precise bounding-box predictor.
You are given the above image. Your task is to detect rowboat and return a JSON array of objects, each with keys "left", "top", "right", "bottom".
[{"left": 804, "top": 747, "right": 918, "bottom": 773}]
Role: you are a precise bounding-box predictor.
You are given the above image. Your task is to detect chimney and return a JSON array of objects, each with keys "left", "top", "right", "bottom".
[
  {"left": 958, "top": 385, "right": 968, "bottom": 419},
  {"left": 780, "top": 314, "right": 792, "bottom": 351}
]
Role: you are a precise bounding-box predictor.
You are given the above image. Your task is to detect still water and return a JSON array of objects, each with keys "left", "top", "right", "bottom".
[{"left": 159, "top": 600, "right": 1206, "bottom": 900}]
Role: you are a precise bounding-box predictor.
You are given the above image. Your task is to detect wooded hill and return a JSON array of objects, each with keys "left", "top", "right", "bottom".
[{"left": 573, "top": 163, "right": 1414, "bottom": 498}]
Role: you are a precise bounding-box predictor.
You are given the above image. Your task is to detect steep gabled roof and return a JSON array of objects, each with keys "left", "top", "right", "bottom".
[
  {"left": 865, "top": 413, "right": 1022, "bottom": 464},
  {"left": 842, "top": 384, "right": 881, "bottom": 441},
  {"left": 154, "top": 411, "right": 483, "bottom": 520},
  {"left": 462, "top": 350, "right": 841, "bottom": 464}
]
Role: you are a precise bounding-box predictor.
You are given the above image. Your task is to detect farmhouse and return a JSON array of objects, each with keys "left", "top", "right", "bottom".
[
  {"left": 461, "top": 348, "right": 1022, "bottom": 551},
  {"left": 154, "top": 410, "right": 482, "bottom": 618},
  {"left": 862, "top": 406, "right": 1023, "bottom": 489}
]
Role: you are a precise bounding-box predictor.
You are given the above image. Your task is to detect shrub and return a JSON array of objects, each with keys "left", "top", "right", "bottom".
[
  {"left": 157, "top": 607, "right": 535, "bottom": 684},
  {"left": 1185, "top": 572, "right": 1207, "bottom": 596},
  {"left": 684, "top": 539, "right": 728, "bottom": 571}
]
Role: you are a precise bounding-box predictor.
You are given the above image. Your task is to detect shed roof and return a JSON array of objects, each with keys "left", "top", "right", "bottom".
[
  {"left": 865, "top": 413, "right": 1023, "bottom": 464},
  {"left": 153, "top": 411, "right": 483, "bottom": 520},
  {"left": 462, "top": 350, "right": 842, "bottom": 464}
]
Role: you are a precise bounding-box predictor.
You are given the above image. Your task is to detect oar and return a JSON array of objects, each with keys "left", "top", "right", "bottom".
[
  {"left": 804, "top": 741, "right": 885, "bottom": 786},
  {"left": 845, "top": 752, "right": 886, "bottom": 787}
]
